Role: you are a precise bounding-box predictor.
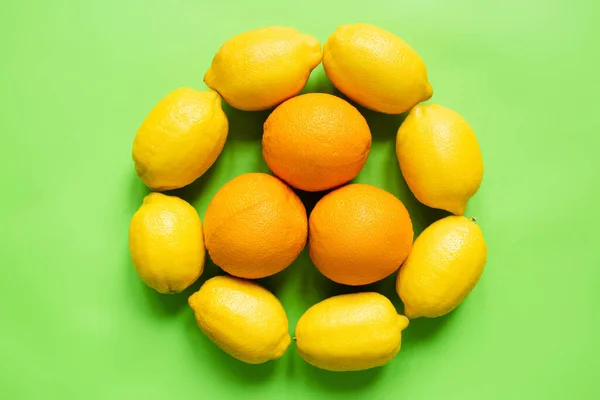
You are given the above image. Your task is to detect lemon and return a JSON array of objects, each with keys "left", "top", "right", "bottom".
[
  {"left": 133, "top": 88, "right": 228, "bottom": 191},
  {"left": 396, "top": 104, "right": 484, "bottom": 215},
  {"left": 397, "top": 216, "right": 487, "bottom": 318},
  {"left": 295, "top": 292, "right": 409, "bottom": 371},
  {"left": 189, "top": 276, "right": 291, "bottom": 364},
  {"left": 204, "top": 26, "right": 322, "bottom": 111},
  {"left": 129, "top": 193, "right": 205, "bottom": 294},
  {"left": 323, "top": 23, "right": 432, "bottom": 114}
]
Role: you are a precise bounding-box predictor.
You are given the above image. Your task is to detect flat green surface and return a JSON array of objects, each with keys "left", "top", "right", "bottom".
[{"left": 2, "top": 0, "right": 599, "bottom": 398}]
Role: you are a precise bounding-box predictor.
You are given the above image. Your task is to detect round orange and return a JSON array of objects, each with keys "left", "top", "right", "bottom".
[
  {"left": 308, "top": 184, "right": 413, "bottom": 286},
  {"left": 203, "top": 173, "right": 307, "bottom": 279},
  {"left": 262, "top": 93, "right": 371, "bottom": 192}
]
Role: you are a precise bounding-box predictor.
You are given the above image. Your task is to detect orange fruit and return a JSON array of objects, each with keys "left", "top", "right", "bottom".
[
  {"left": 308, "top": 184, "right": 413, "bottom": 286},
  {"left": 203, "top": 173, "right": 307, "bottom": 279},
  {"left": 262, "top": 93, "right": 372, "bottom": 192}
]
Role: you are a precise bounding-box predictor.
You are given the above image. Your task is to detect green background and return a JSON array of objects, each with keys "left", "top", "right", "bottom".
[{"left": 2, "top": 0, "right": 599, "bottom": 398}]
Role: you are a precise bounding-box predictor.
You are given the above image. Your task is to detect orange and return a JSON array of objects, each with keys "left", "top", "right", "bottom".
[
  {"left": 308, "top": 184, "right": 413, "bottom": 286},
  {"left": 262, "top": 93, "right": 371, "bottom": 192},
  {"left": 203, "top": 173, "right": 307, "bottom": 279}
]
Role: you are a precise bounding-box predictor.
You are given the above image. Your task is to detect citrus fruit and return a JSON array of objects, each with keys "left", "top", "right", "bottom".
[
  {"left": 397, "top": 215, "right": 487, "bottom": 318},
  {"left": 203, "top": 173, "right": 307, "bottom": 279},
  {"left": 396, "top": 104, "right": 484, "bottom": 215},
  {"left": 262, "top": 93, "right": 371, "bottom": 192},
  {"left": 204, "top": 26, "right": 322, "bottom": 111},
  {"left": 323, "top": 23, "right": 432, "bottom": 114},
  {"left": 295, "top": 292, "right": 409, "bottom": 371},
  {"left": 189, "top": 276, "right": 291, "bottom": 364},
  {"left": 129, "top": 193, "right": 205, "bottom": 293},
  {"left": 133, "top": 88, "right": 228, "bottom": 191},
  {"left": 308, "top": 183, "right": 413, "bottom": 285}
]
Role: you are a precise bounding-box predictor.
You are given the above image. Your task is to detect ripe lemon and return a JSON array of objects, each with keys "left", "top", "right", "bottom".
[
  {"left": 204, "top": 26, "right": 322, "bottom": 111},
  {"left": 396, "top": 104, "right": 484, "bottom": 215},
  {"left": 133, "top": 88, "right": 228, "bottom": 191},
  {"left": 262, "top": 93, "right": 372, "bottom": 192},
  {"left": 295, "top": 292, "right": 409, "bottom": 371},
  {"left": 203, "top": 173, "right": 307, "bottom": 279},
  {"left": 189, "top": 276, "right": 291, "bottom": 364},
  {"left": 309, "top": 184, "right": 413, "bottom": 286},
  {"left": 323, "top": 23, "right": 432, "bottom": 114},
  {"left": 397, "top": 216, "right": 488, "bottom": 318},
  {"left": 129, "top": 193, "right": 205, "bottom": 294}
]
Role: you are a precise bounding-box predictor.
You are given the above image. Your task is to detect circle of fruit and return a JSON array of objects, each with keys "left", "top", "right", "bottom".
[{"left": 129, "top": 23, "right": 487, "bottom": 372}]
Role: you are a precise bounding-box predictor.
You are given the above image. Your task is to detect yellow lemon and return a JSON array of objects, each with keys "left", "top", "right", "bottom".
[
  {"left": 323, "top": 23, "right": 432, "bottom": 114},
  {"left": 396, "top": 104, "right": 484, "bottom": 215},
  {"left": 133, "top": 88, "right": 228, "bottom": 191},
  {"left": 188, "top": 276, "right": 291, "bottom": 364},
  {"left": 295, "top": 292, "right": 409, "bottom": 371},
  {"left": 129, "top": 193, "right": 205, "bottom": 294},
  {"left": 397, "top": 216, "right": 487, "bottom": 319},
  {"left": 204, "top": 26, "right": 322, "bottom": 111}
]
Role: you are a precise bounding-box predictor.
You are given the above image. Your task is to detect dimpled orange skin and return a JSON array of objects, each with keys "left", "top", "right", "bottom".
[
  {"left": 309, "top": 184, "right": 414, "bottom": 286},
  {"left": 323, "top": 23, "right": 433, "bottom": 114},
  {"left": 262, "top": 93, "right": 372, "bottom": 192},
  {"left": 203, "top": 173, "right": 307, "bottom": 279}
]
